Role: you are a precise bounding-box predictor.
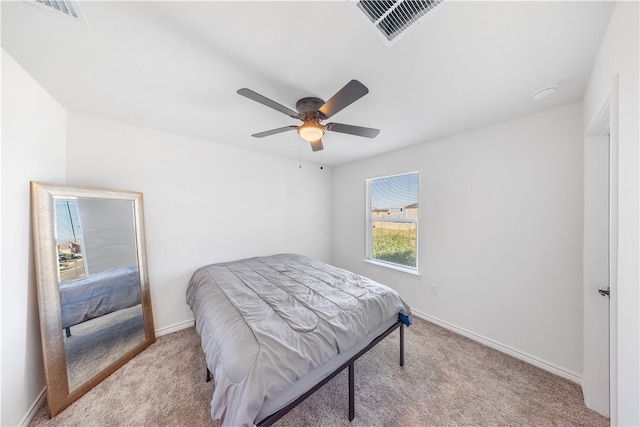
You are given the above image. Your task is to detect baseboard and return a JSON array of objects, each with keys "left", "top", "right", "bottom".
[
  {"left": 411, "top": 309, "right": 583, "bottom": 385},
  {"left": 19, "top": 387, "right": 46, "bottom": 427},
  {"left": 154, "top": 318, "right": 194, "bottom": 337}
]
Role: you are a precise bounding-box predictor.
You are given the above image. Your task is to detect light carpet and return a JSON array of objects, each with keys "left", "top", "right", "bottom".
[{"left": 29, "top": 316, "right": 608, "bottom": 426}]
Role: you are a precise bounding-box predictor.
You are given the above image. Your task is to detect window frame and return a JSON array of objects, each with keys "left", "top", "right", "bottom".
[
  {"left": 54, "top": 197, "right": 89, "bottom": 280},
  {"left": 365, "top": 171, "right": 420, "bottom": 275}
]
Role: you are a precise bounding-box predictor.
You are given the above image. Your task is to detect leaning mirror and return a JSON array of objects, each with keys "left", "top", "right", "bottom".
[{"left": 31, "top": 182, "right": 155, "bottom": 417}]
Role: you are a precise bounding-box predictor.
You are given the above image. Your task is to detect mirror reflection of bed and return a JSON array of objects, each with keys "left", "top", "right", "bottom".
[{"left": 54, "top": 196, "right": 146, "bottom": 391}]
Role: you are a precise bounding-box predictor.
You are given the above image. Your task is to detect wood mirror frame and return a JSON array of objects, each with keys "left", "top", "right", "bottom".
[{"left": 31, "top": 182, "right": 155, "bottom": 417}]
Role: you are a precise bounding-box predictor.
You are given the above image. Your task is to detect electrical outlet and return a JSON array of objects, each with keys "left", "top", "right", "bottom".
[{"left": 430, "top": 283, "right": 439, "bottom": 295}]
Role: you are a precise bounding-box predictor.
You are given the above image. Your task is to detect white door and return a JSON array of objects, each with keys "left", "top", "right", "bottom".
[{"left": 583, "top": 133, "right": 611, "bottom": 418}]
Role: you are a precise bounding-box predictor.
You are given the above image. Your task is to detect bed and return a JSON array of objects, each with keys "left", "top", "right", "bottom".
[
  {"left": 186, "top": 253, "right": 411, "bottom": 426},
  {"left": 59, "top": 265, "right": 141, "bottom": 336}
]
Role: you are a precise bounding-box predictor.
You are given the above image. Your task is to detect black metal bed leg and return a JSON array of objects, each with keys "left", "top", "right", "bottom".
[
  {"left": 348, "top": 362, "right": 355, "bottom": 421},
  {"left": 206, "top": 368, "right": 212, "bottom": 382},
  {"left": 65, "top": 327, "right": 71, "bottom": 338},
  {"left": 399, "top": 322, "right": 405, "bottom": 367}
]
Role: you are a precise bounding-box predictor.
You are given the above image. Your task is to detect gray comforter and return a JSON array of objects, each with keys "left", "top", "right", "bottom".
[
  {"left": 59, "top": 265, "right": 141, "bottom": 329},
  {"left": 186, "top": 253, "right": 411, "bottom": 426}
]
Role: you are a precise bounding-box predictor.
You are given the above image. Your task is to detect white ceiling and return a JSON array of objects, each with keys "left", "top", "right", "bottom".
[{"left": 2, "top": 1, "right": 614, "bottom": 166}]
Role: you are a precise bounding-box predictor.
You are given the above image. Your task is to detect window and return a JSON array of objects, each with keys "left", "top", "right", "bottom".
[
  {"left": 366, "top": 172, "right": 419, "bottom": 273},
  {"left": 54, "top": 198, "right": 87, "bottom": 281}
]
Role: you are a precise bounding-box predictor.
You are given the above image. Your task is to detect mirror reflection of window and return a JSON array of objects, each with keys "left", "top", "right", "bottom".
[
  {"left": 76, "top": 198, "right": 137, "bottom": 273},
  {"left": 55, "top": 198, "right": 87, "bottom": 281}
]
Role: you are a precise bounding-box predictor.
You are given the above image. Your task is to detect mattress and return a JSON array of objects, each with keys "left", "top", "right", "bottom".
[
  {"left": 59, "top": 265, "right": 141, "bottom": 329},
  {"left": 186, "top": 253, "right": 411, "bottom": 426}
]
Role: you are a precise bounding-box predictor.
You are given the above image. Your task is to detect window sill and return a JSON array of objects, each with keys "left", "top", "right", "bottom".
[{"left": 363, "top": 259, "right": 421, "bottom": 277}]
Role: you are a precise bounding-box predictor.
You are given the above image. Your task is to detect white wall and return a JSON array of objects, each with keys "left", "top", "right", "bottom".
[
  {"left": 65, "top": 114, "right": 333, "bottom": 333},
  {"left": 332, "top": 103, "right": 585, "bottom": 380},
  {"left": 583, "top": 2, "right": 639, "bottom": 425},
  {"left": 1, "top": 49, "right": 67, "bottom": 427}
]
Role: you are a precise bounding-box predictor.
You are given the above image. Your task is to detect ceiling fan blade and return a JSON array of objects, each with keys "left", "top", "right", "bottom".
[
  {"left": 251, "top": 126, "right": 298, "bottom": 138},
  {"left": 325, "top": 122, "right": 380, "bottom": 138},
  {"left": 318, "top": 80, "right": 369, "bottom": 119},
  {"left": 309, "top": 139, "right": 324, "bottom": 152},
  {"left": 237, "top": 88, "right": 299, "bottom": 119}
]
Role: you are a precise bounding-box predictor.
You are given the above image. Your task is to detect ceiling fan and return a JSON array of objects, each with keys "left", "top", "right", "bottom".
[{"left": 237, "top": 80, "right": 380, "bottom": 152}]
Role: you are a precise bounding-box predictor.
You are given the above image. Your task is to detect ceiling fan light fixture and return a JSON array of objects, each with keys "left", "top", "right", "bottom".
[
  {"left": 238, "top": 80, "right": 379, "bottom": 153},
  {"left": 297, "top": 122, "right": 325, "bottom": 142}
]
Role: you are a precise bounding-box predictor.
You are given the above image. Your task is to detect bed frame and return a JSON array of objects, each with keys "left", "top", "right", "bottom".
[{"left": 205, "top": 319, "right": 405, "bottom": 426}]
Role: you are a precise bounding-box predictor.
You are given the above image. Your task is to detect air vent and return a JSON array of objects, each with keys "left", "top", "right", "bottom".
[
  {"left": 34, "top": 0, "right": 78, "bottom": 18},
  {"left": 352, "top": 0, "right": 444, "bottom": 46}
]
